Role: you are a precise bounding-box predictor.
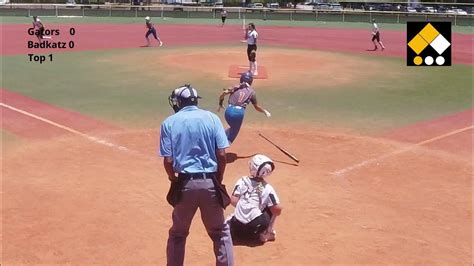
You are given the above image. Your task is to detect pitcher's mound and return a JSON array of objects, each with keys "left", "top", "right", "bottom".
[{"left": 228, "top": 65, "right": 268, "bottom": 79}]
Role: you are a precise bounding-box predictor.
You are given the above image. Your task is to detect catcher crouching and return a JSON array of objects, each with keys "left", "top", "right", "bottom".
[{"left": 227, "top": 154, "right": 282, "bottom": 244}]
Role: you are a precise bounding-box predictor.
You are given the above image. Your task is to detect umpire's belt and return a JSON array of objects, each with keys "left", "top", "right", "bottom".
[{"left": 179, "top": 172, "right": 216, "bottom": 180}]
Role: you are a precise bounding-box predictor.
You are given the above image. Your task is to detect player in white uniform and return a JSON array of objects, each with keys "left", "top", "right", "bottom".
[
  {"left": 220, "top": 10, "right": 227, "bottom": 26},
  {"left": 246, "top": 23, "right": 259, "bottom": 76},
  {"left": 371, "top": 19, "right": 385, "bottom": 51},
  {"left": 227, "top": 154, "right": 282, "bottom": 244}
]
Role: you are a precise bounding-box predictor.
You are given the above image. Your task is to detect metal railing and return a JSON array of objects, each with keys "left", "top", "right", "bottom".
[{"left": 1, "top": 4, "right": 472, "bottom": 26}]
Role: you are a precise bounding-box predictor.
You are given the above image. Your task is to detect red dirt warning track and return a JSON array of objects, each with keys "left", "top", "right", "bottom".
[
  {"left": 385, "top": 108, "right": 473, "bottom": 156},
  {"left": 0, "top": 24, "right": 472, "bottom": 64},
  {"left": 386, "top": 108, "right": 473, "bottom": 143},
  {"left": 1, "top": 88, "right": 119, "bottom": 139}
]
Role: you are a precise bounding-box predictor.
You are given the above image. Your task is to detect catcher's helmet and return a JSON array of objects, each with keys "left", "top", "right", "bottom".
[
  {"left": 168, "top": 84, "right": 201, "bottom": 113},
  {"left": 240, "top": 71, "right": 253, "bottom": 86},
  {"left": 249, "top": 154, "right": 275, "bottom": 179}
]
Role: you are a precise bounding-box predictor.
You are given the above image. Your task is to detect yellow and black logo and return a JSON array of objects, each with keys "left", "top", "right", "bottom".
[{"left": 407, "top": 22, "right": 451, "bottom": 66}]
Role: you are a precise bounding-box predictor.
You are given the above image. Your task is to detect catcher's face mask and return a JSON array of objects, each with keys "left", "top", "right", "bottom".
[{"left": 249, "top": 154, "right": 275, "bottom": 179}]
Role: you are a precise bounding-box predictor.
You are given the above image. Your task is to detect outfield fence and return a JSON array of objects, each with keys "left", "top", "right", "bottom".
[{"left": 1, "top": 4, "right": 472, "bottom": 26}]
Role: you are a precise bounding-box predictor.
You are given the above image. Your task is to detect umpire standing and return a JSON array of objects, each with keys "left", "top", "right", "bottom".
[{"left": 160, "top": 84, "right": 234, "bottom": 266}]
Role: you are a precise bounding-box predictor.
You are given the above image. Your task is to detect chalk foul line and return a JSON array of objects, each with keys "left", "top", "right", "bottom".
[
  {"left": 331, "top": 125, "right": 474, "bottom": 176},
  {"left": 1, "top": 102, "right": 132, "bottom": 153}
]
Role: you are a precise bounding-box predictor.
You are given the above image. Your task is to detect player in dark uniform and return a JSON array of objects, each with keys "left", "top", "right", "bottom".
[
  {"left": 145, "top": 16, "right": 163, "bottom": 47},
  {"left": 371, "top": 19, "right": 385, "bottom": 51},
  {"left": 217, "top": 72, "right": 271, "bottom": 144},
  {"left": 32, "top": 16, "right": 45, "bottom": 41}
]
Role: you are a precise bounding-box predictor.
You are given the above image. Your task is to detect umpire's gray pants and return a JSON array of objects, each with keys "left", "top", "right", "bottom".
[{"left": 167, "top": 178, "right": 234, "bottom": 266}]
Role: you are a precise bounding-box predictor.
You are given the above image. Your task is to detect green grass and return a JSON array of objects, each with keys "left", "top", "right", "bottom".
[
  {"left": 260, "top": 62, "right": 473, "bottom": 133},
  {"left": 1, "top": 50, "right": 170, "bottom": 126},
  {"left": 0, "top": 46, "right": 232, "bottom": 126},
  {"left": 1, "top": 16, "right": 472, "bottom": 34},
  {"left": 1, "top": 45, "right": 472, "bottom": 133}
]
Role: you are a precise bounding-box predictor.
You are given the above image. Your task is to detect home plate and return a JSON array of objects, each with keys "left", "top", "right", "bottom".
[{"left": 228, "top": 65, "right": 268, "bottom": 79}]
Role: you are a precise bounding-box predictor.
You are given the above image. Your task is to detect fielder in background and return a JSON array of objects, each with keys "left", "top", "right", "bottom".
[
  {"left": 221, "top": 9, "right": 228, "bottom": 26},
  {"left": 227, "top": 154, "right": 282, "bottom": 244},
  {"left": 160, "top": 85, "right": 234, "bottom": 266},
  {"left": 32, "top": 16, "right": 47, "bottom": 41},
  {"left": 245, "top": 23, "right": 259, "bottom": 76},
  {"left": 217, "top": 72, "right": 271, "bottom": 144},
  {"left": 145, "top": 16, "right": 163, "bottom": 47},
  {"left": 371, "top": 19, "right": 385, "bottom": 51}
]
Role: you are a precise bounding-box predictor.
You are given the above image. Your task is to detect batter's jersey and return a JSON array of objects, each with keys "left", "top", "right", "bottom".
[
  {"left": 232, "top": 176, "right": 280, "bottom": 224},
  {"left": 227, "top": 85, "right": 257, "bottom": 108},
  {"left": 247, "top": 30, "right": 258, "bottom": 45}
]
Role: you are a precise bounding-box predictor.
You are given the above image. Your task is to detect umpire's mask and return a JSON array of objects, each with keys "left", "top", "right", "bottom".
[{"left": 168, "top": 84, "right": 201, "bottom": 113}]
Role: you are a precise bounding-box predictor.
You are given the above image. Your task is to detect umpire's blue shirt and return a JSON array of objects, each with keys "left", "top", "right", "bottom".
[{"left": 159, "top": 105, "right": 229, "bottom": 173}]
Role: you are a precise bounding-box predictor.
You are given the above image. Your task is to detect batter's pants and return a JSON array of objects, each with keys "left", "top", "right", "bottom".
[{"left": 224, "top": 105, "right": 245, "bottom": 144}]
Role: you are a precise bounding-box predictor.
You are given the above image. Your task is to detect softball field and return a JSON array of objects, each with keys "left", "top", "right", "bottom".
[{"left": 1, "top": 17, "right": 472, "bottom": 265}]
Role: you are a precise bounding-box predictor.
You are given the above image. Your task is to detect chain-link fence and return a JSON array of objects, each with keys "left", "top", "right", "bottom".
[{"left": 1, "top": 4, "right": 472, "bottom": 26}]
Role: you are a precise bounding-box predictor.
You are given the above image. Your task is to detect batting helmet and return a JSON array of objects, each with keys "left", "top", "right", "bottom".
[
  {"left": 240, "top": 71, "right": 253, "bottom": 86},
  {"left": 249, "top": 154, "right": 275, "bottom": 179}
]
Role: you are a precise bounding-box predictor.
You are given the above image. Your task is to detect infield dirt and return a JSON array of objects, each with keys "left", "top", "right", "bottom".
[{"left": 3, "top": 121, "right": 471, "bottom": 264}]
